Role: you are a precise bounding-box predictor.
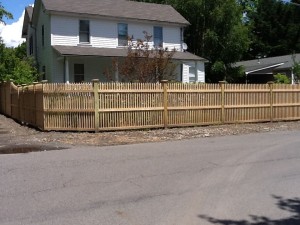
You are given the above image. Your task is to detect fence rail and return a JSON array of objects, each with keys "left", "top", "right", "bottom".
[{"left": 1, "top": 80, "right": 300, "bottom": 132}]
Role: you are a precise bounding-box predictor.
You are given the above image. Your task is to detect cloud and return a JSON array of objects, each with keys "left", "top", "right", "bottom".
[{"left": 0, "top": 10, "right": 25, "bottom": 47}]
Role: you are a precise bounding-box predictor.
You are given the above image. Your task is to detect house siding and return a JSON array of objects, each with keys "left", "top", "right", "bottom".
[
  {"left": 91, "top": 20, "right": 117, "bottom": 48},
  {"left": 51, "top": 15, "right": 79, "bottom": 46},
  {"left": 50, "top": 16, "right": 182, "bottom": 50},
  {"left": 163, "top": 26, "right": 181, "bottom": 51},
  {"left": 197, "top": 62, "right": 205, "bottom": 83},
  {"left": 51, "top": 50, "right": 64, "bottom": 83},
  {"left": 35, "top": 5, "right": 53, "bottom": 81}
]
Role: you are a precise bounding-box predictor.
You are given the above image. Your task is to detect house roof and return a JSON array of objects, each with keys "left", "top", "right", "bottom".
[
  {"left": 236, "top": 54, "right": 300, "bottom": 74},
  {"left": 53, "top": 45, "right": 207, "bottom": 61},
  {"left": 21, "top": 6, "right": 33, "bottom": 38},
  {"left": 41, "top": 0, "right": 190, "bottom": 26}
]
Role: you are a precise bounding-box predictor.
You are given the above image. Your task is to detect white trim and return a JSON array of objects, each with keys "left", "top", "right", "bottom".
[{"left": 245, "top": 63, "right": 285, "bottom": 74}]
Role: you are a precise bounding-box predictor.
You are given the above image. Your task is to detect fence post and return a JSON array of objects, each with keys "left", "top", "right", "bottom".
[
  {"left": 161, "top": 80, "right": 168, "bottom": 129},
  {"left": 3, "top": 81, "right": 6, "bottom": 115},
  {"left": 268, "top": 81, "right": 274, "bottom": 122},
  {"left": 8, "top": 79, "right": 13, "bottom": 116},
  {"left": 33, "top": 82, "right": 39, "bottom": 126},
  {"left": 41, "top": 80, "right": 48, "bottom": 130},
  {"left": 92, "top": 79, "right": 100, "bottom": 132},
  {"left": 219, "top": 81, "right": 226, "bottom": 124},
  {"left": 17, "top": 85, "right": 21, "bottom": 121},
  {"left": 21, "top": 84, "right": 27, "bottom": 123}
]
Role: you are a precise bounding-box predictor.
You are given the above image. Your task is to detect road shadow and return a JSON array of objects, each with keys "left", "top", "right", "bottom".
[{"left": 199, "top": 195, "right": 300, "bottom": 225}]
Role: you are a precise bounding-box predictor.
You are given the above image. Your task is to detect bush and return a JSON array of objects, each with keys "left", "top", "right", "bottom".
[{"left": 273, "top": 73, "right": 291, "bottom": 84}]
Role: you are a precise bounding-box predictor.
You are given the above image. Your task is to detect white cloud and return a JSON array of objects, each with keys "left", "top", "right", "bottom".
[{"left": 0, "top": 10, "right": 25, "bottom": 47}]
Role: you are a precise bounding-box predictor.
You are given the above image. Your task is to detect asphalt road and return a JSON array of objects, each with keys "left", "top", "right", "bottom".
[{"left": 1, "top": 130, "right": 300, "bottom": 225}]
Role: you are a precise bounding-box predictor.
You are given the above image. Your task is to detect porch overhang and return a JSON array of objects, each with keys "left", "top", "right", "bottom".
[{"left": 52, "top": 45, "right": 207, "bottom": 62}]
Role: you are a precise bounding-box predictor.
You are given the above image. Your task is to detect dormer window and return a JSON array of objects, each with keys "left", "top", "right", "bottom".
[
  {"left": 118, "top": 23, "right": 128, "bottom": 46},
  {"left": 79, "top": 20, "right": 90, "bottom": 43},
  {"left": 154, "top": 26, "right": 163, "bottom": 47}
]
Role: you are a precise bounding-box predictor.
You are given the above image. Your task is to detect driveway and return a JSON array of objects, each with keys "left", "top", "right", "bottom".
[{"left": 1, "top": 130, "right": 300, "bottom": 225}]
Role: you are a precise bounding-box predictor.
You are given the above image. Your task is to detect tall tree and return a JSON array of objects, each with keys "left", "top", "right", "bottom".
[
  {"left": 244, "top": 0, "right": 300, "bottom": 59},
  {"left": 0, "top": 2, "right": 13, "bottom": 24},
  {"left": 133, "top": 0, "right": 249, "bottom": 82}
]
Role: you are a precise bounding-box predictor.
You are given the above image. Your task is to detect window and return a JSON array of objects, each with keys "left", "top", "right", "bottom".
[
  {"left": 79, "top": 20, "right": 90, "bottom": 43},
  {"left": 74, "top": 64, "right": 84, "bottom": 83},
  {"left": 154, "top": 26, "right": 163, "bottom": 47},
  {"left": 189, "top": 66, "right": 196, "bottom": 83},
  {"left": 118, "top": 23, "right": 128, "bottom": 46},
  {"left": 42, "top": 25, "right": 45, "bottom": 47},
  {"left": 29, "top": 36, "right": 33, "bottom": 55},
  {"left": 42, "top": 66, "right": 46, "bottom": 80}
]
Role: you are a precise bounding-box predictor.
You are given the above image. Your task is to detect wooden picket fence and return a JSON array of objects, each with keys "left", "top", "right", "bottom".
[{"left": 1, "top": 80, "right": 300, "bottom": 132}]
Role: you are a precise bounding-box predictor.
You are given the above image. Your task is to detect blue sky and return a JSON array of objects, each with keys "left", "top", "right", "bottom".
[
  {"left": 2, "top": 0, "right": 34, "bottom": 24},
  {"left": 0, "top": 0, "right": 34, "bottom": 47}
]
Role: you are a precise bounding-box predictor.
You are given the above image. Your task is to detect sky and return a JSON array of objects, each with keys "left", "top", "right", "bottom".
[{"left": 0, "top": 0, "right": 34, "bottom": 47}]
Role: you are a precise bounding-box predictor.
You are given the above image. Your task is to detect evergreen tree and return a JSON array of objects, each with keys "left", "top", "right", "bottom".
[{"left": 245, "top": 0, "right": 300, "bottom": 59}]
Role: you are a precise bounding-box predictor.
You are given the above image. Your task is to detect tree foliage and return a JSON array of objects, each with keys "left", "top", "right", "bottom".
[
  {"left": 274, "top": 73, "right": 291, "bottom": 84},
  {"left": 0, "top": 2, "right": 13, "bottom": 24},
  {"left": 0, "top": 39, "right": 39, "bottom": 84},
  {"left": 292, "top": 54, "right": 300, "bottom": 82},
  {"left": 134, "top": 0, "right": 250, "bottom": 82},
  {"left": 244, "top": 0, "right": 300, "bottom": 59}
]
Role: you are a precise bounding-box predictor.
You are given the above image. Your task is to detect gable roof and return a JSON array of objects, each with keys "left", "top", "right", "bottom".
[
  {"left": 40, "top": 0, "right": 190, "bottom": 26},
  {"left": 236, "top": 54, "right": 300, "bottom": 74},
  {"left": 21, "top": 6, "right": 33, "bottom": 38}
]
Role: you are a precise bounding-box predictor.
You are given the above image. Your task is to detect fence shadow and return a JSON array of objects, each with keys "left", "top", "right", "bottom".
[{"left": 199, "top": 195, "right": 300, "bottom": 225}]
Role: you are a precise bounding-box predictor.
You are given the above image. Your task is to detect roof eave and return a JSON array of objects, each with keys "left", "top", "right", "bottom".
[{"left": 245, "top": 63, "right": 285, "bottom": 74}]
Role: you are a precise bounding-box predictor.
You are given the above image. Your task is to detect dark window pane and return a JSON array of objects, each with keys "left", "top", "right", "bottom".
[
  {"left": 79, "top": 20, "right": 90, "bottom": 43},
  {"left": 118, "top": 23, "right": 128, "bottom": 46},
  {"left": 154, "top": 26, "right": 163, "bottom": 47},
  {"left": 74, "top": 64, "right": 84, "bottom": 83},
  {"left": 74, "top": 64, "right": 84, "bottom": 74}
]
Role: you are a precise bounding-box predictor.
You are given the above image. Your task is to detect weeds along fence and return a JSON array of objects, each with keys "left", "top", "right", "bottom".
[{"left": 0, "top": 80, "right": 300, "bottom": 132}]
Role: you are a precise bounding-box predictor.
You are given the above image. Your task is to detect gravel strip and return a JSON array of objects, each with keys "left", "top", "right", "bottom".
[{"left": 1, "top": 114, "right": 300, "bottom": 147}]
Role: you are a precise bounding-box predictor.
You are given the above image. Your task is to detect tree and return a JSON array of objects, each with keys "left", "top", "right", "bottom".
[
  {"left": 105, "top": 32, "right": 177, "bottom": 82},
  {"left": 244, "top": 0, "right": 300, "bottom": 59},
  {"left": 0, "top": 2, "right": 13, "bottom": 24},
  {"left": 292, "top": 55, "right": 300, "bottom": 82},
  {"left": 274, "top": 73, "right": 291, "bottom": 84},
  {"left": 134, "top": 0, "right": 250, "bottom": 82},
  {"left": 0, "top": 39, "right": 39, "bottom": 84}
]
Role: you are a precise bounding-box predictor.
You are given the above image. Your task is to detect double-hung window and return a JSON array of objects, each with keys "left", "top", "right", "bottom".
[
  {"left": 154, "top": 26, "right": 163, "bottom": 47},
  {"left": 118, "top": 23, "right": 128, "bottom": 46},
  {"left": 79, "top": 20, "right": 90, "bottom": 43}
]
